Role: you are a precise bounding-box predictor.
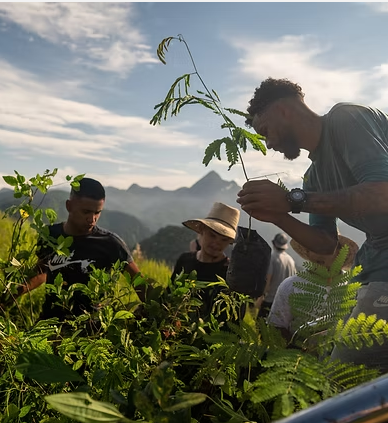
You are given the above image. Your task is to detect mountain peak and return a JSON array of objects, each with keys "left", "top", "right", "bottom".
[
  {"left": 189, "top": 171, "right": 237, "bottom": 196},
  {"left": 127, "top": 183, "right": 164, "bottom": 194}
]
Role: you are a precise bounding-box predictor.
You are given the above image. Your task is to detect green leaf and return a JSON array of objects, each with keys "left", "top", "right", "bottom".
[
  {"left": 3, "top": 404, "right": 19, "bottom": 422},
  {"left": 3, "top": 175, "right": 18, "bottom": 187},
  {"left": 113, "top": 311, "right": 135, "bottom": 320},
  {"left": 151, "top": 362, "right": 175, "bottom": 408},
  {"left": 212, "top": 89, "right": 221, "bottom": 102},
  {"left": 280, "top": 394, "right": 294, "bottom": 417},
  {"left": 15, "top": 172, "right": 26, "bottom": 184},
  {"left": 74, "top": 174, "right": 86, "bottom": 182},
  {"left": 71, "top": 181, "right": 80, "bottom": 191},
  {"left": 66, "top": 175, "right": 72, "bottom": 181},
  {"left": 202, "top": 138, "right": 228, "bottom": 166},
  {"left": 63, "top": 236, "right": 74, "bottom": 248},
  {"left": 224, "top": 107, "right": 250, "bottom": 119},
  {"left": 164, "top": 393, "right": 207, "bottom": 412},
  {"left": 73, "top": 360, "right": 84, "bottom": 371},
  {"left": 224, "top": 138, "right": 240, "bottom": 170},
  {"left": 157, "top": 36, "right": 175, "bottom": 65},
  {"left": 19, "top": 405, "right": 31, "bottom": 418},
  {"left": 15, "top": 350, "right": 84, "bottom": 383},
  {"left": 242, "top": 129, "right": 267, "bottom": 155},
  {"left": 45, "top": 393, "right": 129, "bottom": 423},
  {"left": 45, "top": 208, "right": 58, "bottom": 225}
]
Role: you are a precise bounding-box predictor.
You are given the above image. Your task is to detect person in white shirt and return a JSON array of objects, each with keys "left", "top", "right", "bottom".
[
  {"left": 258, "top": 233, "right": 297, "bottom": 318},
  {"left": 267, "top": 235, "right": 358, "bottom": 341}
]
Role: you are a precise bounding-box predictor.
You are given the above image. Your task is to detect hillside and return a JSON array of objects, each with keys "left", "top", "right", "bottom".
[{"left": 139, "top": 225, "right": 195, "bottom": 267}]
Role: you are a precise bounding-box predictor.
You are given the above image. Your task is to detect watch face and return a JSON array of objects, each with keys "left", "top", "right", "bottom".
[{"left": 291, "top": 191, "right": 304, "bottom": 201}]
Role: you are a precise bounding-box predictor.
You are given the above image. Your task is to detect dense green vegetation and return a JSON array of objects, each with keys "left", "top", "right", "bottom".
[{"left": 1, "top": 169, "right": 388, "bottom": 423}]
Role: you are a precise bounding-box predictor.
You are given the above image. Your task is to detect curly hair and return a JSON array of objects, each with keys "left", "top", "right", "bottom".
[{"left": 245, "top": 78, "right": 305, "bottom": 127}]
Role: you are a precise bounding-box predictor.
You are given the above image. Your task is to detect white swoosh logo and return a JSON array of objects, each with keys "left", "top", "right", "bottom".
[
  {"left": 373, "top": 300, "right": 388, "bottom": 307},
  {"left": 48, "top": 259, "right": 95, "bottom": 273}
]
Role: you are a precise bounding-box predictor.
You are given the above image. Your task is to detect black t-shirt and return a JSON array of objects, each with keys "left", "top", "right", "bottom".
[
  {"left": 171, "top": 251, "right": 229, "bottom": 318},
  {"left": 38, "top": 223, "right": 133, "bottom": 319},
  {"left": 171, "top": 251, "right": 229, "bottom": 282}
]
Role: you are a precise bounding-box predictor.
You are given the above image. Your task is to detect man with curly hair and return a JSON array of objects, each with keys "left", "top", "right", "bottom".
[{"left": 237, "top": 77, "right": 388, "bottom": 371}]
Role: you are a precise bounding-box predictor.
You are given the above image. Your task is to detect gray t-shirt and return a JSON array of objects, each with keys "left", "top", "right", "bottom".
[
  {"left": 265, "top": 249, "right": 296, "bottom": 303},
  {"left": 303, "top": 102, "right": 388, "bottom": 284}
]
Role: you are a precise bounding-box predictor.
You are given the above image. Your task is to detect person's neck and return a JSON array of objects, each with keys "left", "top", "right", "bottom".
[
  {"left": 196, "top": 250, "right": 225, "bottom": 263},
  {"left": 63, "top": 221, "right": 90, "bottom": 237},
  {"left": 296, "top": 110, "right": 323, "bottom": 154}
]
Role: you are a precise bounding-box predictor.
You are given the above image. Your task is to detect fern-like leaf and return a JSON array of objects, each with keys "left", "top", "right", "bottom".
[
  {"left": 202, "top": 138, "right": 227, "bottom": 166},
  {"left": 156, "top": 36, "right": 175, "bottom": 64},
  {"left": 243, "top": 129, "right": 267, "bottom": 155},
  {"left": 328, "top": 245, "right": 349, "bottom": 276},
  {"left": 331, "top": 313, "right": 388, "bottom": 351},
  {"left": 224, "top": 138, "right": 240, "bottom": 170},
  {"left": 224, "top": 108, "right": 251, "bottom": 119},
  {"left": 277, "top": 179, "right": 289, "bottom": 192},
  {"left": 324, "top": 358, "right": 379, "bottom": 392},
  {"left": 232, "top": 128, "right": 247, "bottom": 152}
]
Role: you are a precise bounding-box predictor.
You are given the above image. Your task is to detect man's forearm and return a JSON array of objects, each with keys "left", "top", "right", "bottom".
[
  {"left": 18, "top": 273, "right": 47, "bottom": 296},
  {"left": 304, "top": 182, "right": 388, "bottom": 219},
  {"left": 275, "top": 214, "right": 338, "bottom": 255}
]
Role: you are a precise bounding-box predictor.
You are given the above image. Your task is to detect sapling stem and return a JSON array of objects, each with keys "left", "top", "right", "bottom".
[{"left": 176, "top": 35, "right": 250, "bottom": 182}]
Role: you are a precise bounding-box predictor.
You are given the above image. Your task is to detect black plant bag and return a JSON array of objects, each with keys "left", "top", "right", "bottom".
[{"left": 226, "top": 226, "right": 271, "bottom": 299}]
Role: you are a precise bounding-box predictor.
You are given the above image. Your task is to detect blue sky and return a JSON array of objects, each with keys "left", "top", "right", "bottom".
[{"left": 1, "top": 2, "right": 388, "bottom": 192}]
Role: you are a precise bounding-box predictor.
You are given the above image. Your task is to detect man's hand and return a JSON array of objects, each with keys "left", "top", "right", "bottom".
[{"left": 237, "top": 180, "right": 291, "bottom": 223}]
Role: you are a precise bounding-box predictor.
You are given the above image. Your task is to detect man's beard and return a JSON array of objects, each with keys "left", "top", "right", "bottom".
[{"left": 281, "top": 134, "right": 301, "bottom": 160}]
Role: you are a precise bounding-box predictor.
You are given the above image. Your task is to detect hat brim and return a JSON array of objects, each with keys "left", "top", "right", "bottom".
[
  {"left": 183, "top": 219, "right": 236, "bottom": 242},
  {"left": 273, "top": 240, "right": 288, "bottom": 250},
  {"left": 290, "top": 235, "right": 358, "bottom": 269}
]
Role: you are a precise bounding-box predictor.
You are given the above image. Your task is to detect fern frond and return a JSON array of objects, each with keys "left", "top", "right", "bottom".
[
  {"left": 250, "top": 349, "right": 331, "bottom": 416},
  {"left": 150, "top": 73, "right": 195, "bottom": 125},
  {"left": 256, "top": 317, "right": 287, "bottom": 349},
  {"left": 328, "top": 245, "right": 349, "bottom": 276},
  {"left": 202, "top": 138, "right": 226, "bottom": 165},
  {"left": 243, "top": 130, "right": 266, "bottom": 155},
  {"left": 223, "top": 139, "right": 240, "bottom": 170},
  {"left": 331, "top": 313, "right": 388, "bottom": 350},
  {"left": 324, "top": 358, "right": 379, "bottom": 391}
]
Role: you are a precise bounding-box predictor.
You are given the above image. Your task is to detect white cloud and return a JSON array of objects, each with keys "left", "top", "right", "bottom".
[
  {"left": 0, "top": 3, "right": 158, "bottom": 75},
  {"left": 0, "top": 60, "right": 205, "bottom": 166},
  {"left": 365, "top": 2, "right": 388, "bottom": 13},
  {"left": 228, "top": 35, "right": 368, "bottom": 114}
]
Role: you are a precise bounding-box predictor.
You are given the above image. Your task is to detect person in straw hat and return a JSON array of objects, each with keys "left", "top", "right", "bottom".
[
  {"left": 267, "top": 235, "right": 358, "bottom": 341},
  {"left": 171, "top": 202, "right": 240, "bottom": 318}
]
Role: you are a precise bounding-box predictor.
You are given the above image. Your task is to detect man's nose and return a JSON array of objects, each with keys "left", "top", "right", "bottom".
[
  {"left": 87, "top": 214, "right": 97, "bottom": 223},
  {"left": 265, "top": 138, "right": 274, "bottom": 150}
]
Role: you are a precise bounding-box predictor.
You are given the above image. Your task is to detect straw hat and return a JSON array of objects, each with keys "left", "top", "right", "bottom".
[
  {"left": 182, "top": 202, "right": 240, "bottom": 242},
  {"left": 290, "top": 235, "right": 358, "bottom": 269}
]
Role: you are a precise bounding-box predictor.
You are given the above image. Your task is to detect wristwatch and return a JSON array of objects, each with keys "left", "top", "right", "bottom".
[{"left": 286, "top": 188, "right": 307, "bottom": 213}]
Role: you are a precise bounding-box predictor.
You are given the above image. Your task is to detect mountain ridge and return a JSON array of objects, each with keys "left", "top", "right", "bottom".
[{"left": 0, "top": 171, "right": 366, "bottom": 268}]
